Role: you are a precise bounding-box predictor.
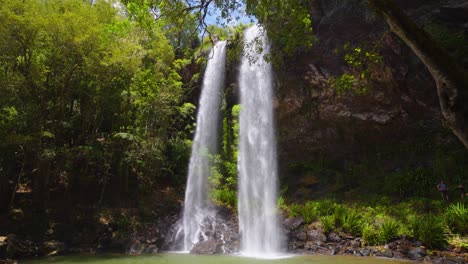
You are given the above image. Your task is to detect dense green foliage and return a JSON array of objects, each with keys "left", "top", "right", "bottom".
[
  {"left": 209, "top": 104, "right": 240, "bottom": 208},
  {"left": 0, "top": 0, "right": 201, "bottom": 210},
  {"left": 121, "top": 0, "right": 316, "bottom": 66}
]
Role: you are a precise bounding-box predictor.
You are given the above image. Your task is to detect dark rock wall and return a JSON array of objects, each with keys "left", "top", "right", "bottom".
[{"left": 273, "top": 0, "right": 468, "bottom": 200}]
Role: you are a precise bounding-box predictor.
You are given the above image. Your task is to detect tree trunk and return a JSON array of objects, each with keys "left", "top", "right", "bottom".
[{"left": 368, "top": 0, "right": 468, "bottom": 148}]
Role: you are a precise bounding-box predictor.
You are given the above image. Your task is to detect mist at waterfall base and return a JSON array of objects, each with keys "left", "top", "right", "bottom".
[
  {"left": 174, "top": 41, "right": 227, "bottom": 252},
  {"left": 237, "top": 25, "right": 284, "bottom": 257}
]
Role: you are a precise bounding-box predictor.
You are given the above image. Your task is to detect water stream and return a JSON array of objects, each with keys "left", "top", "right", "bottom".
[
  {"left": 178, "top": 41, "right": 227, "bottom": 251},
  {"left": 237, "top": 25, "right": 283, "bottom": 257}
]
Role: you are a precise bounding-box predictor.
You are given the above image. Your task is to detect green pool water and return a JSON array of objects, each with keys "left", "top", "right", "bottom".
[{"left": 23, "top": 253, "right": 416, "bottom": 264}]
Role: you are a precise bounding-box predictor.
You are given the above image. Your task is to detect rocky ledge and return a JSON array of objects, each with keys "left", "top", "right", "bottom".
[
  {"left": 285, "top": 216, "right": 467, "bottom": 264},
  {"left": 1, "top": 214, "right": 467, "bottom": 264}
]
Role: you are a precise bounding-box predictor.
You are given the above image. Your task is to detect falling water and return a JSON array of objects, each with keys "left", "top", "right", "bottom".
[
  {"left": 180, "top": 41, "right": 227, "bottom": 251},
  {"left": 237, "top": 25, "right": 283, "bottom": 256}
]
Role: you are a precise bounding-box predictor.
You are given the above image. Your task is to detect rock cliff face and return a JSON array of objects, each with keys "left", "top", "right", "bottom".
[{"left": 273, "top": 0, "right": 468, "bottom": 199}]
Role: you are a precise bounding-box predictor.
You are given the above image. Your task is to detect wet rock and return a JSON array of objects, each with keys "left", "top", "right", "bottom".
[
  {"left": 359, "top": 249, "right": 370, "bottom": 256},
  {"left": 392, "top": 251, "right": 406, "bottom": 259},
  {"left": 283, "top": 217, "right": 304, "bottom": 231},
  {"left": 0, "top": 236, "right": 7, "bottom": 259},
  {"left": 0, "top": 260, "right": 18, "bottom": 264},
  {"left": 288, "top": 241, "right": 305, "bottom": 250},
  {"left": 190, "top": 240, "right": 223, "bottom": 255},
  {"left": 387, "top": 242, "right": 397, "bottom": 250},
  {"left": 376, "top": 249, "right": 394, "bottom": 258},
  {"left": 330, "top": 245, "right": 341, "bottom": 255},
  {"left": 413, "top": 241, "right": 423, "bottom": 247},
  {"left": 407, "top": 247, "right": 427, "bottom": 260},
  {"left": 304, "top": 242, "right": 316, "bottom": 251},
  {"left": 40, "top": 240, "right": 66, "bottom": 256},
  {"left": 143, "top": 245, "right": 159, "bottom": 254},
  {"left": 44, "top": 223, "right": 68, "bottom": 241},
  {"left": 163, "top": 205, "right": 239, "bottom": 253},
  {"left": 222, "top": 239, "right": 240, "bottom": 254},
  {"left": 327, "top": 232, "right": 341, "bottom": 243},
  {"left": 348, "top": 238, "right": 361, "bottom": 248},
  {"left": 5, "top": 234, "right": 39, "bottom": 258},
  {"left": 306, "top": 229, "right": 326, "bottom": 244},
  {"left": 292, "top": 230, "right": 307, "bottom": 241},
  {"left": 438, "top": 257, "right": 465, "bottom": 264},
  {"left": 126, "top": 238, "right": 145, "bottom": 255},
  {"left": 8, "top": 209, "right": 24, "bottom": 222}
]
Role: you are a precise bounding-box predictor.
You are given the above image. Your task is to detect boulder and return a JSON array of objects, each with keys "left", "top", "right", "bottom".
[
  {"left": 376, "top": 249, "right": 394, "bottom": 258},
  {"left": 143, "top": 245, "right": 159, "bottom": 254},
  {"left": 126, "top": 238, "right": 145, "bottom": 255},
  {"left": 327, "top": 232, "right": 341, "bottom": 243},
  {"left": 291, "top": 230, "right": 307, "bottom": 241},
  {"left": 283, "top": 217, "right": 304, "bottom": 231},
  {"left": 359, "top": 249, "right": 370, "bottom": 256},
  {"left": 190, "top": 240, "right": 223, "bottom": 255},
  {"left": 306, "top": 229, "right": 326, "bottom": 244},
  {"left": 387, "top": 242, "right": 397, "bottom": 250},
  {"left": 40, "top": 240, "right": 66, "bottom": 256},
  {"left": 222, "top": 239, "right": 240, "bottom": 254},
  {"left": 348, "top": 238, "right": 361, "bottom": 248},
  {"left": 407, "top": 247, "right": 427, "bottom": 260},
  {"left": 5, "top": 234, "right": 39, "bottom": 258},
  {"left": 288, "top": 241, "right": 305, "bottom": 250},
  {"left": 438, "top": 257, "right": 465, "bottom": 264},
  {"left": 330, "top": 245, "right": 342, "bottom": 255},
  {"left": 0, "top": 260, "right": 18, "bottom": 264},
  {"left": 0, "top": 236, "right": 7, "bottom": 259}
]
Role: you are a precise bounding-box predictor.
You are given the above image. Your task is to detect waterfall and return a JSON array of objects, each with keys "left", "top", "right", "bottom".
[
  {"left": 180, "top": 41, "right": 227, "bottom": 251},
  {"left": 237, "top": 25, "right": 283, "bottom": 256}
]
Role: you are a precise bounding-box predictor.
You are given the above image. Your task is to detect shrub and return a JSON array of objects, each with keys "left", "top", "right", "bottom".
[
  {"left": 342, "top": 210, "right": 363, "bottom": 236},
  {"left": 302, "top": 201, "right": 319, "bottom": 223},
  {"left": 410, "top": 215, "right": 447, "bottom": 249},
  {"left": 378, "top": 218, "right": 401, "bottom": 243},
  {"left": 212, "top": 188, "right": 237, "bottom": 208},
  {"left": 445, "top": 203, "right": 468, "bottom": 235},
  {"left": 361, "top": 219, "right": 401, "bottom": 246},
  {"left": 277, "top": 196, "right": 286, "bottom": 210},
  {"left": 289, "top": 203, "right": 302, "bottom": 217},
  {"left": 315, "top": 199, "right": 337, "bottom": 216},
  {"left": 332, "top": 204, "right": 348, "bottom": 228},
  {"left": 362, "top": 223, "right": 379, "bottom": 246},
  {"left": 320, "top": 215, "right": 335, "bottom": 233}
]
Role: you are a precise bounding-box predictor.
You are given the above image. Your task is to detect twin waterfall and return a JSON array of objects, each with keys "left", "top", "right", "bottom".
[
  {"left": 182, "top": 41, "right": 226, "bottom": 251},
  {"left": 180, "top": 25, "right": 283, "bottom": 256},
  {"left": 237, "top": 26, "right": 282, "bottom": 256}
]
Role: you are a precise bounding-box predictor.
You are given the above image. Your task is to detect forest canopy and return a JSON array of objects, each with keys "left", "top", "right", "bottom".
[{"left": 0, "top": 0, "right": 201, "bottom": 210}]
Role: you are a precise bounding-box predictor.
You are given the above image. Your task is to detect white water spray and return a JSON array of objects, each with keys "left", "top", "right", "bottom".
[
  {"left": 237, "top": 25, "right": 283, "bottom": 256},
  {"left": 181, "top": 41, "right": 227, "bottom": 251}
]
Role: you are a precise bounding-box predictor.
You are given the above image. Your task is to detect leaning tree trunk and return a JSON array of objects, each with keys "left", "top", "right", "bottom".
[{"left": 368, "top": 0, "right": 468, "bottom": 149}]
